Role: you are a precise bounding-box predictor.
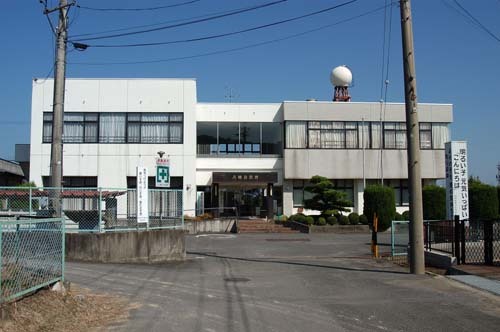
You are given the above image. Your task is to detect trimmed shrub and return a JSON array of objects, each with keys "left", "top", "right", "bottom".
[
  {"left": 394, "top": 212, "right": 404, "bottom": 221},
  {"left": 402, "top": 210, "right": 410, "bottom": 221},
  {"left": 317, "top": 217, "right": 326, "bottom": 226},
  {"left": 422, "top": 185, "right": 446, "bottom": 220},
  {"left": 363, "top": 185, "right": 396, "bottom": 232},
  {"left": 469, "top": 180, "right": 499, "bottom": 220},
  {"left": 305, "top": 216, "right": 314, "bottom": 226},
  {"left": 348, "top": 212, "right": 359, "bottom": 225},
  {"left": 339, "top": 215, "right": 349, "bottom": 225},
  {"left": 292, "top": 214, "right": 306, "bottom": 224},
  {"left": 327, "top": 216, "right": 338, "bottom": 225},
  {"left": 359, "top": 214, "right": 368, "bottom": 225}
]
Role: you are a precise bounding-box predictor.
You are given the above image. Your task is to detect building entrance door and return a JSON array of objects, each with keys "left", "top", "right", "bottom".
[{"left": 220, "top": 186, "right": 265, "bottom": 218}]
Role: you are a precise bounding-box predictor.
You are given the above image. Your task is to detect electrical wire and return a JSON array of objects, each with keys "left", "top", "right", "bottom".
[
  {"left": 451, "top": 0, "right": 500, "bottom": 43},
  {"left": 81, "top": 0, "right": 358, "bottom": 48},
  {"left": 68, "top": 4, "right": 389, "bottom": 66},
  {"left": 71, "top": 2, "right": 291, "bottom": 39},
  {"left": 71, "top": 0, "right": 288, "bottom": 42},
  {"left": 77, "top": 0, "right": 202, "bottom": 12}
]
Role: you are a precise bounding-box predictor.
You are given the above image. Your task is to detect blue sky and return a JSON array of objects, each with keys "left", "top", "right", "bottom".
[{"left": 1, "top": 0, "right": 499, "bottom": 184}]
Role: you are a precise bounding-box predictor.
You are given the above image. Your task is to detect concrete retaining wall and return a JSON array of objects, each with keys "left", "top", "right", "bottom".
[
  {"left": 66, "top": 229, "right": 186, "bottom": 263},
  {"left": 424, "top": 250, "right": 456, "bottom": 269},
  {"left": 184, "top": 219, "right": 237, "bottom": 234}
]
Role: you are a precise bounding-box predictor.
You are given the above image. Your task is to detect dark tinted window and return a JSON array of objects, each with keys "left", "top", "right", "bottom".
[
  {"left": 197, "top": 122, "right": 218, "bottom": 155},
  {"left": 262, "top": 122, "right": 282, "bottom": 154}
]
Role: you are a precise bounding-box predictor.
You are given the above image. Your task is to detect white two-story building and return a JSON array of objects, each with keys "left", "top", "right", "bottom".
[{"left": 29, "top": 78, "right": 452, "bottom": 217}]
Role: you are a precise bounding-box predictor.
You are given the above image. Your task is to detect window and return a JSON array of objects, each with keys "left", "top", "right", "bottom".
[
  {"left": 262, "top": 122, "right": 282, "bottom": 154},
  {"left": 240, "top": 122, "right": 260, "bottom": 154},
  {"left": 66, "top": 113, "right": 98, "bottom": 143},
  {"left": 126, "top": 176, "right": 183, "bottom": 189},
  {"left": 332, "top": 179, "right": 354, "bottom": 204},
  {"left": 43, "top": 113, "right": 53, "bottom": 143},
  {"left": 197, "top": 122, "right": 218, "bottom": 155},
  {"left": 198, "top": 122, "right": 282, "bottom": 156},
  {"left": 431, "top": 123, "right": 450, "bottom": 149},
  {"left": 419, "top": 123, "right": 432, "bottom": 149},
  {"left": 285, "top": 121, "right": 307, "bottom": 148},
  {"left": 100, "top": 113, "right": 126, "bottom": 143},
  {"left": 218, "top": 122, "right": 240, "bottom": 154},
  {"left": 42, "top": 176, "right": 98, "bottom": 188},
  {"left": 292, "top": 180, "right": 313, "bottom": 207},
  {"left": 388, "top": 179, "right": 409, "bottom": 206},
  {"left": 384, "top": 122, "right": 407, "bottom": 149},
  {"left": 43, "top": 112, "right": 183, "bottom": 144}
]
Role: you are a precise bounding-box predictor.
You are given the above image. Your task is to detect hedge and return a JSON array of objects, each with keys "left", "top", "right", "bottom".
[
  {"left": 363, "top": 185, "right": 395, "bottom": 232},
  {"left": 359, "top": 214, "right": 368, "bottom": 225},
  {"left": 339, "top": 215, "right": 349, "bottom": 225},
  {"left": 327, "top": 216, "right": 338, "bottom": 225},
  {"left": 469, "top": 181, "right": 498, "bottom": 220},
  {"left": 348, "top": 212, "right": 359, "bottom": 225},
  {"left": 317, "top": 217, "right": 326, "bottom": 226},
  {"left": 422, "top": 185, "right": 446, "bottom": 220}
]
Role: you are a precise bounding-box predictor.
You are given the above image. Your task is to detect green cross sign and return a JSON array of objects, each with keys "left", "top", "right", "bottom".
[{"left": 156, "top": 165, "right": 170, "bottom": 187}]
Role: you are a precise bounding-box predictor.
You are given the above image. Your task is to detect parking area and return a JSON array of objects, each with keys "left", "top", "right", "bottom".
[{"left": 66, "top": 233, "right": 500, "bottom": 332}]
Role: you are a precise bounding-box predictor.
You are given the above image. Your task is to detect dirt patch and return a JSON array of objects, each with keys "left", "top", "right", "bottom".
[{"left": 0, "top": 284, "right": 134, "bottom": 332}]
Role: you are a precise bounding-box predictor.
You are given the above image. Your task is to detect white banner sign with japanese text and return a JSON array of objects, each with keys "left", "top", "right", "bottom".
[
  {"left": 445, "top": 141, "right": 468, "bottom": 221},
  {"left": 136, "top": 166, "right": 149, "bottom": 224}
]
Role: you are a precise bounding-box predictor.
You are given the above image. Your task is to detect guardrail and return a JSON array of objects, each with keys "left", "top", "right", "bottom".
[{"left": 0, "top": 217, "right": 64, "bottom": 303}]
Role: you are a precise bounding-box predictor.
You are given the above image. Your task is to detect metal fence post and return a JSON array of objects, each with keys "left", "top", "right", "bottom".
[
  {"left": 454, "top": 215, "right": 460, "bottom": 264},
  {"left": 29, "top": 186, "right": 33, "bottom": 216},
  {"left": 0, "top": 223, "right": 3, "bottom": 299},
  {"left": 391, "top": 221, "right": 395, "bottom": 256},
  {"left": 460, "top": 219, "right": 466, "bottom": 264},
  {"left": 181, "top": 189, "right": 184, "bottom": 229},
  {"left": 98, "top": 187, "right": 103, "bottom": 233},
  {"left": 61, "top": 217, "right": 65, "bottom": 282},
  {"left": 484, "top": 220, "right": 493, "bottom": 265}
]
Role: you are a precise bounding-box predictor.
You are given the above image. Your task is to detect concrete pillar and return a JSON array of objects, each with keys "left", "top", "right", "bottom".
[{"left": 282, "top": 179, "right": 294, "bottom": 217}]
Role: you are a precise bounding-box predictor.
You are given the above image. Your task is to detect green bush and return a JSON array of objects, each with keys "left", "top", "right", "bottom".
[
  {"left": 359, "top": 214, "right": 368, "bottom": 225},
  {"left": 317, "top": 217, "right": 326, "bottom": 226},
  {"left": 348, "top": 212, "right": 359, "bottom": 225},
  {"left": 327, "top": 216, "right": 338, "bottom": 225},
  {"left": 363, "top": 185, "right": 396, "bottom": 232},
  {"left": 394, "top": 212, "right": 403, "bottom": 221},
  {"left": 291, "top": 214, "right": 306, "bottom": 224},
  {"left": 339, "top": 215, "right": 349, "bottom": 225},
  {"left": 469, "top": 180, "right": 499, "bottom": 220},
  {"left": 305, "top": 216, "right": 314, "bottom": 226},
  {"left": 422, "top": 185, "right": 446, "bottom": 220},
  {"left": 402, "top": 210, "right": 410, "bottom": 220}
]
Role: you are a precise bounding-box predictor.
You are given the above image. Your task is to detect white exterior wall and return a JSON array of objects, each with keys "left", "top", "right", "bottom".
[{"left": 30, "top": 78, "right": 197, "bottom": 215}]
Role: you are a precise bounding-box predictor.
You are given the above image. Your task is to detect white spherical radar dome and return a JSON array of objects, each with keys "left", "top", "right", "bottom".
[{"left": 330, "top": 65, "right": 353, "bottom": 87}]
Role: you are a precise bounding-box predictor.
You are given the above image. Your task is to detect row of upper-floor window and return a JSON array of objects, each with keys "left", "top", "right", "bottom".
[
  {"left": 285, "top": 121, "right": 450, "bottom": 150},
  {"left": 42, "top": 112, "right": 183, "bottom": 144},
  {"left": 197, "top": 122, "right": 282, "bottom": 155}
]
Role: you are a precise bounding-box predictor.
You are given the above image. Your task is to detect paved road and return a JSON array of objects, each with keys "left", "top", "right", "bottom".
[{"left": 66, "top": 233, "right": 500, "bottom": 332}]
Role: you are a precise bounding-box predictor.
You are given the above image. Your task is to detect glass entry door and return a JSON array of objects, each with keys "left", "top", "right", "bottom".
[{"left": 220, "top": 186, "right": 265, "bottom": 217}]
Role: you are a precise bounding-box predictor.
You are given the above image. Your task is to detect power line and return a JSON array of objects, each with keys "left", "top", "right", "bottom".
[
  {"left": 81, "top": 0, "right": 358, "bottom": 48},
  {"left": 77, "top": 0, "right": 202, "bottom": 12},
  {"left": 68, "top": 4, "right": 388, "bottom": 66},
  {"left": 451, "top": 0, "right": 500, "bottom": 43},
  {"left": 71, "top": 0, "right": 288, "bottom": 42},
  {"left": 70, "top": 2, "right": 290, "bottom": 39}
]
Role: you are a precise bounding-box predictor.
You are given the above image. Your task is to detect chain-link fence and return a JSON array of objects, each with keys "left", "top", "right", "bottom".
[
  {"left": 0, "top": 187, "right": 183, "bottom": 232},
  {"left": 391, "top": 220, "right": 409, "bottom": 256},
  {"left": 0, "top": 217, "right": 64, "bottom": 303}
]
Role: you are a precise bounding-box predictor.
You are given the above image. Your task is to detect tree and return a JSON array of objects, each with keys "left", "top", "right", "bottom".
[
  {"left": 303, "top": 176, "right": 351, "bottom": 216},
  {"left": 363, "top": 185, "right": 395, "bottom": 232},
  {"left": 422, "top": 185, "right": 446, "bottom": 220},
  {"left": 468, "top": 177, "right": 498, "bottom": 220}
]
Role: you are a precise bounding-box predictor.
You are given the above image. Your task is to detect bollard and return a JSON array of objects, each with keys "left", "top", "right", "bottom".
[{"left": 371, "top": 214, "right": 379, "bottom": 258}]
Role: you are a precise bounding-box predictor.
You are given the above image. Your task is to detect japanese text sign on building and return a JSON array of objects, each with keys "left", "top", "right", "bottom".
[
  {"left": 445, "top": 141, "right": 469, "bottom": 221},
  {"left": 155, "top": 158, "right": 170, "bottom": 188},
  {"left": 136, "top": 166, "right": 149, "bottom": 224}
]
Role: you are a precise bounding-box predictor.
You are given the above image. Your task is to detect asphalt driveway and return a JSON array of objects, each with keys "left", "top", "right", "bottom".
[{"left": 66, "top": 233, "right": 500, "bottom": 331}]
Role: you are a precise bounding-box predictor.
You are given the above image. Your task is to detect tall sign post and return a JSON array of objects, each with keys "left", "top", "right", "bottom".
[
  {"left": 136, "top": 166, "right": 149, "bottom": 226},
  {"left": 445, "top": 141, "right": 469, "bottom": 222}
]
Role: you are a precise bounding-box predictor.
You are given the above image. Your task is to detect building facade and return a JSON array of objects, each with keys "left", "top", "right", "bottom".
[{"left": 30, "top": 78, "right": 452, "bottom": 217}]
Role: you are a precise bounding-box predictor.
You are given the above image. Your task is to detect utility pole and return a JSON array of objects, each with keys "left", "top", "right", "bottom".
[
  {"left": 47, "top": 0, "right": 71, "bottom": 217},
  {"left": 400, "top": 0, "right": 424, "bottom": 274}
]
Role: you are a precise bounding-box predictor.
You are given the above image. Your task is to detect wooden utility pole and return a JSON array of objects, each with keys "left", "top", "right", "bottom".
[
  {"left": 47, "top": 0, "right": 70, "bottom": 217},
  {"left": 399, "top": 0, "right": 425, "bottom": 274}
]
